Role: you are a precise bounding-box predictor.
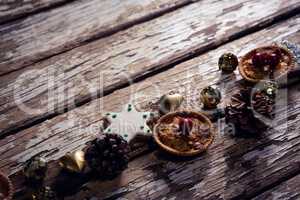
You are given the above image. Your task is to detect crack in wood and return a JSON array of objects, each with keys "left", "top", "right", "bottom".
[{"left": 1, "top": 1, "right": 300, "bottom": 140}]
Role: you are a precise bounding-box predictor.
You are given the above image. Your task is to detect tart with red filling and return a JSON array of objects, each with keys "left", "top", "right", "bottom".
[
  {"left": 239, "top": 46, "right": 295, "bottom": 82},
  {"left": 153, "top": 111, "right": 214, "bottom": 156}
]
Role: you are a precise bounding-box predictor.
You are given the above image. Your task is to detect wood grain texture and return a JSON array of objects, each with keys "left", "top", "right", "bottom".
[
  {"left": 253, "top": 174, "right": 300, "bottom": 200},
  {"left": 0, "top": 0, "right": 195, "bottom": 75},
  {"left": 1, "top": 0, "right": 300, "bottom": 137},
  {"left": 0, "top": 0, "right": 73, "bottom": 24},
  {"left": 1, "top": 16, "right": 300, "bottom": 199},
  {"left": 65, "top": 102, "right": 300, "bottom": 200}
]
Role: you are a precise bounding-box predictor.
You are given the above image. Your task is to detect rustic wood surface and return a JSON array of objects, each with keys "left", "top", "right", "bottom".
[
  {"left": 1, "top": 0, "right": 300, "bottom": 199},
  {"left": 0, "top": 0, "right": 195, "bottom": 75},
  {"left": 1, "top": 15, "right": 299, "bottom": 199},
  {"left": 67, "top": 100, "right": 300, "bottom": 200},
  {"left": 0, "top": 0, "right": 74, "bottom": 24},
  {"left": 1, "top": 0, "right": 300, "bottom": 138},
  {"left": 253, "top": 174, "right": 300, "bottom": 200}
]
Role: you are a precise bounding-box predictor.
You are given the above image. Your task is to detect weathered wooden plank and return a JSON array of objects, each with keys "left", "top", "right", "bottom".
[
  {"left": 1, "top": 16, "right": 300, "bottom": 199},
  {"left": 0, "top": 0, "right": 195, "bottom": 75},
  {"left": 65, "top": 102, "right": 300, "bottom": 200},
  {"left": 1, "top": 0, "right": 300, "bottom": 138},
  {"left": 253, "top": 174, "right": 300, "bottom": 200},
  {"left": 0, "top": 0, "right": 73, "bottom": 24}
]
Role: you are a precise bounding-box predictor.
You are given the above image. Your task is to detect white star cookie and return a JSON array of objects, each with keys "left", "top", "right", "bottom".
[{"left": 104, "top": 103, "right": 153, "bottom": 143}]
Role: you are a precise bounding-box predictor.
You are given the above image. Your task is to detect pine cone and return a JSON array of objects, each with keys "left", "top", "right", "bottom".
[
  {"left": 85, "top": 134, "right": 130, "bottom": 179},
  {"left": 225, "top": 89, "right": 267, "bottom": 135},
  {"left": 33, "top": 186, "right": 58, "bottom": 200},
  {"left": 252, "top": 90, "right": 276, "bottom": 119}
]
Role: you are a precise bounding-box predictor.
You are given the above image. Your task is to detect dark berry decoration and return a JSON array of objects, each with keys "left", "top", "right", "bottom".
[
  {"left": 252, "top": 52, "right": 265, "bottom": 68},
  {"left": 252, "top": 49, "right": 281, "bottom": 69}
]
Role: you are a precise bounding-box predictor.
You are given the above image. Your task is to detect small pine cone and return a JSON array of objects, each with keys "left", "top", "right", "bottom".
[
  {"left": 225, "top": 89, "right": 267, "bottom": 135},
  {"left": 33, "top": 186, "right": 58, "bottom": 200},
  {"left": 85, "top": 134, "right": 130, "bottom": 179},
  {"left": 252, "top": 91, "right": 276, "bottom": 119}
]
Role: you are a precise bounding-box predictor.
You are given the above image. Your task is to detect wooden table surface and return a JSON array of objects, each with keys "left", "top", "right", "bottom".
[{"left": 1, "top": 0, "right": 300, "bottom": 199}]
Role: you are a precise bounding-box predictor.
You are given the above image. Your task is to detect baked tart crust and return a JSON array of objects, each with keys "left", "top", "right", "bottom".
[
  {"left": 239, "top": 46, "right": 295, "bottom": 83},
  {"left": 153, "top": 111, "right": 215, "bottom": 156}
]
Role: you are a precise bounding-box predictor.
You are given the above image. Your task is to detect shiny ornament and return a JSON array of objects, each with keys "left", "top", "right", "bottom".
[
  {"left": 263, "top": 81, "right": 278, "bottom": 98},
  {"left": 159, "top": 93, "right": 184, "bottom": 114},
  {"left": 85, "top": 134, "right": 130, "bottom": 179},
  {"left": 32, "top": 186, "right": 58, "bottom": 200},
  {"left": 200, "top": 86, "right": 221, "bottom": 109},
  {"left": 59, "top": 150, "right": 85, "bottom": 173},
  {"left": 23, "top": 156, "right": 47, "bottom": 182},
  {"left": 178, "top": 117, "right": 193, "bottom": 136},
  {"left": 218, "top": 53, "right": 239, "bottom": 72}
]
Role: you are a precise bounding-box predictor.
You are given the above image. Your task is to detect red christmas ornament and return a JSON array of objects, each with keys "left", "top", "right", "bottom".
[{"left": 178, "top": 117, "right": 193, "bottom": 136}]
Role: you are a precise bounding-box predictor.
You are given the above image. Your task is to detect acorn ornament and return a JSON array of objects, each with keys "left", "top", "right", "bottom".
[
  {"left": 59, "top": 150, "right": 86, "bottom": 173},
  {"left": 159, "top": 93, "right": 184, "bottom": 114},
  {"left": 218, "top": 53, "right": 239, "bottom": 72},
  {"left": 23, "top": 155, "right": 47, "bottom": 182},
  {"left": 200, "top": 86, "right": 221, "bottom": 109}
]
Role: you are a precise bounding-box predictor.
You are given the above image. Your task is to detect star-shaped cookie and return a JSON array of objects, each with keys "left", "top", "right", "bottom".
[{"left": 104, "top": 103, "right": 153, "bottom": 143}]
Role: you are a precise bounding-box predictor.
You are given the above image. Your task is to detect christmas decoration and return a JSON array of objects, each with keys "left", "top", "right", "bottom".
[
  {"left": 23, "top": 156, "right": 47, "bottom": 182},
  {"left": 200, "top": 86, "right": 221, "bottom": 109},
  {"left": 153, "top": 111, "right": 215, "bottom": 156},
  {"left": 252, "top": 50, "right": 281, "bottom": 69},
  {"left": 159, "top": 93, "right": 184, "bottom": 114},
  {"left": 59, "top": 150, "right": 86, "bottom": 173},
  {"left": 32, "top": 186, "right": 58, "bottom": 200},
  {"left": 239, "top": 45, "right": 295, "bottom": 82},
  {"left": 0, "top": 171, "right": 13, "bottom": 200},
  {"left": 251, "top": 81, "right": 277, "bottom": 119},
  {"left": 225, "top": 89, "right": 268, "bottom": 135},
  {"left": 104, "top": 103, "right": 152, "bottom": 143},
  {"left": 262, "top": 81, "right": 278, "bottom": 98},
  {"left": 85, "top": 134, "right": 130, "bottom": 179},
  {"left": 252, "top": 90, "right": 276, "bottom": 119},
  {"left": 218, "top": 53, "right": 239, "bottom": 72},
  {"left": 178, "top": 117, "right": 193, "bottom": 136}
]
